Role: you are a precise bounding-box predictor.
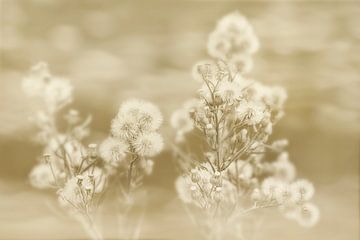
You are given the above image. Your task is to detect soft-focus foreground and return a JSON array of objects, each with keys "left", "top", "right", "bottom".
[{"left": 0, "top": 1, "right": 359, "bottom": 240}]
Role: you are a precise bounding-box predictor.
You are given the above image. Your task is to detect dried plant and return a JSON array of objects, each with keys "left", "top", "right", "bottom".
[
  {"left": 171, "top": 11, "right": 319, "bottom": 240},
  {"left": 22, "top": 63, "right": 164, "bottom": 240}
]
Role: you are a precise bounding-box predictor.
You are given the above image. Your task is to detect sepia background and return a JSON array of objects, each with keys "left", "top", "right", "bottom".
[{"left": 0, "top": 0, "right": 359, "bottom": 239}]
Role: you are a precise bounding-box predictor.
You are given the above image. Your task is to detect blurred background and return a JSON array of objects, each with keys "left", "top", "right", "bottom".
[{"left": 0, "top": 0, "right": 359, "bottom": 239}]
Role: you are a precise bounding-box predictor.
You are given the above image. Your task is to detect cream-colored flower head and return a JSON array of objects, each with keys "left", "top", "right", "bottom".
[
  {"left": 133, "top": 132, "right": 164, "bottom": 157},
  {"left": 291, "top": 179, "right": 315, "bottom": 202},
  {"left": 99, "top": 137, "right": 128, "bottom": 166},
  {"left": 295, "top": 203, "right": 320, "bottom": 227},
  {"left": 119, "top": 99, "right": 163, "bottom": 131},
  {"left": 207, "top": 11, "right": 259, "bottom": 63},
  {"left": 236, "top": 100, "right": 266, "bottom": 125},
  {"left": 111, "top": 99, "right": 163, "bottom": 140},
  {"left": 216, "top": 80, "right": 243, "bottom": 102},
  {"left": 261, "top": 177, "right": 282, "bottom": 197}
]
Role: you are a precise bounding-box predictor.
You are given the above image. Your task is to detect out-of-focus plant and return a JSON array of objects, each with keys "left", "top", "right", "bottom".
[
  {"left": 22, "top": 63, "right": 164, "bottom": 240},
  {"left": 171, "top": 11, "right": 319, "bottom": 240}
]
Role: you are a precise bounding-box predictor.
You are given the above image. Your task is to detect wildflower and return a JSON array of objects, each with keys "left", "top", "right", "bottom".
[
  {"left": 295, "top": 203, "right": 320, "bottom": 227},
  {"left": 291, "top": 179, "right": 315, "bottom": 202},
  {"left": 29, "top": 163, "right": 58, "bottom": 189},
  {"left": 207, "top": 32, "right": 231, "bottom": 60},
  {"left": 118, "top": 99, "right": 163, "bottom": 131},
  {"left": 261, "top": 177, "right": 281, "bottom": 197},
  {"left": 216, "top": 80, "right": 243, "bottom": 102},
  {"left": 228, "top": 53, "right": 254, "bottom": 74},
  {"left": 133, "top": 132, "right": 164, "bottom": 157},
  {"left": 236, "top": 100, "right": 266, "bottom": 125},
  {"left": 207, "top": 11, "right": 259, "bottom": 60},
  {"left": 192, "top": 60, "right": 218, "bottom": 83},
  {"left": 99, "top": 137, "right": 128, "bottom": 166},
  {"left": 274, "top": 183, "right": 297, "bottom": 204},
  {"left": 111, "top": 114, "right": 138, "bottom": 140}
]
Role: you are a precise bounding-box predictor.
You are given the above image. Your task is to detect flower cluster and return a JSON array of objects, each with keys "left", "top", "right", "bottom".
[
  {"left": 22, "top": 62, "right": 73, "bottom": 113},
  {"left": 23, "top": 64, "right": 107, "bottom": 240},
  {"left": 99, "top": 99, "right": 164, "bottom": 193},
  {"left": 207, "top": 11, "right": 259, "bottom": 74},
  {"left": 172, "top": 12, "right": 319, "bottom": 239},
  {"left": 23, "top": 64, "right": 165, "bottom": 240}
]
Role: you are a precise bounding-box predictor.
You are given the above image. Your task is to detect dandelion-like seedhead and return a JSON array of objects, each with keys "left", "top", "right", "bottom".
[
  {"left": 22, "top": 62, "right": 165, "bottom": 240},
  {"left": 207, "top": 11, "right": 259, "bottom": 74},
  {"left": 171, "top": 11, "right": 319, "bottom": 239}
]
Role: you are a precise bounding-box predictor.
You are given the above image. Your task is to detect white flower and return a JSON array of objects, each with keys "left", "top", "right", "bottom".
[
  {"left": 99, "top": 137, "right": 128, "bottom": 166},
  {"left": 236, "top": 100, "right": 266, "bottom": 125},
  {"left": 58, "top": 168, "right": 106, "bottom": 209},
  {"left": 261, "top": 177, "right": 282, "bottom": 197},
  {"left": 207, "top": 11, "right": 259, "bottom": 60},
  {"left": 291, "top": 179, "right": 315, "bottom": 202},
  {"left": 133, "top": 132, "right": 164, "bottom": 157},
  {"left": 111, "top": 114, "right": 138, "bottom": 139},
  {"left": 119, "top": 99, "right": 163, "bottom": 131},
  {"left": 216, "top": 80, "right": 243, "bottom": 102},
  {"left": 295, "top": 203, "right": 320, "bottom": 227},
  {"left": 207, "top": 31, "right": 231, "bottom": 60},
  {"left": 274, "top": 183, "right": 298, "bottom": 204},
  {"left": 192, "top": 60, "right": 219, "bottom": 83},
  {"left": 29, "top": 163, "right": 57, "bottom": 189},
  {"left": 228, "top": 53, "right": 254, "bottom": 74},
  {"left": 272, "top": 152, "right": 296, "bottom": 182}
]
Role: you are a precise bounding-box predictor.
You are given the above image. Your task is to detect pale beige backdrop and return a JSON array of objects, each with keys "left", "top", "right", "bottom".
[{"left": 0, "top": 0, "right": 359, "bottom": 239}]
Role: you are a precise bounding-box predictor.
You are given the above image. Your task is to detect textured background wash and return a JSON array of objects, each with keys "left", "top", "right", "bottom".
[{"left": 0, "top": 0, "right": 359, "bottom": 239}]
